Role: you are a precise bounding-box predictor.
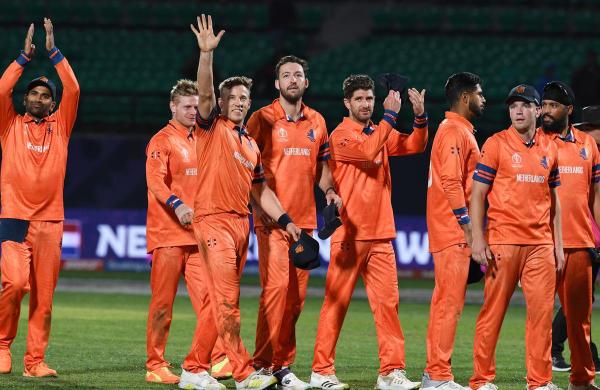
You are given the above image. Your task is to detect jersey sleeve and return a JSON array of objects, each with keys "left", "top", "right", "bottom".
[
  {"left": 252, "top": 147, "right": 266, "bottom": 185},
  {"left": 51, "top": 49, "right": 80, "bottom": 137},
  {"left": 473, "top": 136, "right": 500, "bottom": 185},
  {"left": 0, "top": 53, "right": 28, "bottom": 138},
  {"left": 386, "top": 115, "right": 429, "bottom": 156},
  {"left": 317, "top": 115, "right": 330, "bottom": 162},
  {"left": 196, "top": 106, "right": 220, "bottom": 130},
  {"left": 592, "top": 140, "right": 600, "bottom": 184},
  {"left": 146, "top": 135, "right": 176, "bottom": 205},
  {"left": 548, "top": 142, "right": 561, "bottom": 188},
  {"left": 436, "top": 129, "right": 470, "bottom": 223}
]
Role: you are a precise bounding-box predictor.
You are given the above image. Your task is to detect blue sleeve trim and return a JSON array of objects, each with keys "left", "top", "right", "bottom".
[
  {"left": 452, "top": 207, "right": 468, "bottom": 216},
  {"left": 48, "top": 47, "right": 64, "bottom": 66},
  {"left": 473, "top": 174, "right": 493, "bottom": 185},
  {"left": 382, "top": 115, "right": 396, "bottom": 127},
  {"left": 384, "top": 109, "right": 398, "bottom": 119},
  {"left": 475, "top": 162, "right": 497, "bottom": 175},
  {"left": 16, "top": 51, "right": 30, "bottom": 66},
  {"left": 319, "top": 142, "right": 330, "bottom": 151},
  {"left": 413, "top": 121, "right": 428, "bottom": 128},
  {"left": 318, "top": 154, "right": 331, "bottom": 162},
  {"left": 550, "top": 180, "right": 561, "bottom": 188}
]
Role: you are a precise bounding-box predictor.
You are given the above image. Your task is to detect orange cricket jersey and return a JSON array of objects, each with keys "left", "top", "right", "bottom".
[
  {"left": 548, "top": 126, "right": 600, "bottom": 248},
  {"left": 427, "top": 112, "right": 480, "bottom": 252},
  {"left": 246, "top": 99, "right": 329, "bottom": 229},
  {"left": 146, "top": 120, "right": 199, "bottom": 253},
  {"left": 473, "top": 127, "right": 560, "bottom": 245},
  {"left": 329, "top": 114, "right": 428, "bottom": 242},
  {"left": 0, "top": 50, "right": 79, "bottom": 221},
  {"left": 194, "top": 107, "right": 265, "bottom": 218}
]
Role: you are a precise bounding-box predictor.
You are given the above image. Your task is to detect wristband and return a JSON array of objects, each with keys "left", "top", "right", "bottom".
[
  {"left": 325, "top": 186, "right": 336, "bottom": 195},
  {"left": 277, "top": 213, "right": 293, "bottom": 229},
  {"left": 458, "top": 215, "right": 471, "bottom": 225},
  {"left": 166, "top": 195, "right": 183, "bottom": 209}
]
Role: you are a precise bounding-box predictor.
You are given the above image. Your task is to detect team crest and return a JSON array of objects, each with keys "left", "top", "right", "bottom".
[
  {"left": 277, "top": 127, "right": 288, "bottom": 142},
  {"left": 516, "top": 85, "right": 526, "bottom": 94},
  {"left": 580, "top": 147, "right": 588, "bottom": 160},
  {"left": 307, "top": 129, "right": 316, "bottom": 142},
  {"left": 540, "top": 156, "right": 549, "bottom": 169},
  {"left": 295, "top": 244, "right": 304, "bottom": 254},
  {"left": 511, "top": 153, "right": 522, "bottom": 167}
]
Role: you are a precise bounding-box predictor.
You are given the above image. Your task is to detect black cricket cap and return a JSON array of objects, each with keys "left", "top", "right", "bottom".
[
  {"left": 26, "top": 76, "right": 57, "bottom": 101},
  {"left": 289, "top": 231, "right": 320, "bottom": 270},
  {"left": 318, "top": 202, "right": 342, "bottom": 239},
  {"left": 467, "top": 258, "right": 486, "bottom": 284},
  {"left": 377, "top": 73, "right": 409, "bottom": 94},
  {"left": 505, "top": 84, "right": 540, "bottom": 106}
]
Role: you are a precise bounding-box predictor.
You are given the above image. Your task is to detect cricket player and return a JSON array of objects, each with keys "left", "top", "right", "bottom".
[
  {"left": 540, "top": 82, "right": 600, "bottom": 390},
  {"left": 145, "top": 79, "right": 230, "bottom": 386},
  {"left": 246, "top": 54, "right": 341, "bottom": 390},
  {"left": 423, "top": 72, "right": 486, "bottom": 390},
  {"left": 310, "top": 74, "right": 428, "bottom": 390},
  {"left": 469, "top": 85, "right": 564, "bottom": 390},
  {"left": 0, "top": 19, "right": 79, "bottom": 378},
  {"left": 185, "top": 15, "right": 301, "bottom": 390}
]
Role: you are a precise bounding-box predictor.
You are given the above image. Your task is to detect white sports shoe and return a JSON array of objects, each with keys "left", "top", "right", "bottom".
[
  {"left": 236, "top": 370, "right": 277, "bottom": 390},
  {"left": 278, "top": 370, "right": 312, "bottom": 389},
  {"left": 310, "top": 372, "right": 349, "bottom": 389},
  {"left": 421, "top": 372, "right": 468, "bottom": 390},
  {"left": 178, "top": 369, "right": 226, "bottom": 390},
  {"left": 376, "top": 369, "right": 420, "bottom": 390},
  {"left": 478, "top": 384, "right": 498, "bottom": 390},
  {"left": 531, "top": 383, "right": 563, "bottom": 390}
]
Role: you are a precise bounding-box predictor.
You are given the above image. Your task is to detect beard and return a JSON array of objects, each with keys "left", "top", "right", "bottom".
[
  {"left": 541, "top": 113, "right": 568, "bottom": 133},
  {"left": 280, "top": 86, "right": 305, "bottom": 104},
  {"left": 469, "top": 100, "right": 484, "bottom": 118}
]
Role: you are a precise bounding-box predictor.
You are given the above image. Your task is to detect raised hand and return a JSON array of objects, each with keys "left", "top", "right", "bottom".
[
  {"left": 382, "top": 90, "right": 401, "bottom": 114},
  {"left": 408, "top": 88, "right": 426, "bottom": 116},
  {"left": 24, "top": 23, "right": 35, "bottom": 57},
  {"left": 190, "top": 14, "right": 225, "bottom": 53},
  {"left": 44, "top": 18, "right": 55, "bottom": 51}
]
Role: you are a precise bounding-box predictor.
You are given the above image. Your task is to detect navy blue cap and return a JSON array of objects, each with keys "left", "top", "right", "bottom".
[
  {"left": 505, "top": 84, "right": 540, "bottom": 106},
  {"left": 27, "top": 76, "right": 57, "bottom": 101},
  {"left": 289, "top": 231, "right": 320, "bottom": 270}
]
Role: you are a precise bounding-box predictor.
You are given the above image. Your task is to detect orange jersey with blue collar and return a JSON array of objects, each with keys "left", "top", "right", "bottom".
[
  {"left": 427, "top": 111, "right": 480, "bottom": 252},
  {"left": 246, "top": 99, "right": 329, "bottom": 229},
  {"left": 473, "top": 127, "right": 560, "bottom": 245},
  {"left": 0, "top": 49, "right": 79, "bottom": 221},
  {"left": 146, "top": 120, "right": 198, "bottom": 253},
  {"left": 194, "top": 107, "right": 265, "bottom": 218},
  {"left": 329, "top": 114, "right": 428, "bottom": 242},
  {"left": 547, "top": 126, "right": 600, "bottom": 248}
]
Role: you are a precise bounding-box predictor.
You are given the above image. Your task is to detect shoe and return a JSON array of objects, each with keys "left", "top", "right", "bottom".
[
  {"left": 211, "top": 357, "right": 233, "bottom": 380},
  {"left": 568, "top": 384, "right": 600, "bottom": 390},
  {"left": 310, "top": 372, "right": 349, "bottom": 389},
  {"left": 552, "top": 356, "right": 571, "bottom": 372},
  {"left": 376, "top": 369, "right": 420, "bottom": 390},
  {"left": 530, "top": 383, "right": 563, "bottom": 390},
  {"left": 23, "top": 362, "right": 58, "bottom": 378},
  {"left": 275, "top": 367, "right": 312, "bottom": 389},
  {"left": 0, "top": 349, "right": 11, "bottom": 374},
  {"left": 235, "top": 369, "right": 278, "bottom": 389},
  {"left": 146, "top": 366, "right": 180, "bottom": 384},
  {"left": 179, "top": 369, "right": 226, "bottom": 389},
  {"left": 478, "top": 384, "right": 498, "bottom": 390},
  {"left": 421, "top": 372, "right": 467, "bottom": 390}
]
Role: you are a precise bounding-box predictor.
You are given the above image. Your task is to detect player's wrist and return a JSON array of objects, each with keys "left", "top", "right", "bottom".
[
  {"left": 277, "top": 213, "right": 293, "bottom": 229},
  {"left": 16, "top": 50, "right": 31, "bottom": 66},
  {"left": 48, "top": 47, "right": 64, "bottom": 65},
  {"left": 382, "top": 110, "right": 398, "bottom": 127},
  {"left": 166, "top": 194, "right": 183, "bottom": 209},
  {"left": 325, "top": 186, "right": 336, "bottom": 196}
]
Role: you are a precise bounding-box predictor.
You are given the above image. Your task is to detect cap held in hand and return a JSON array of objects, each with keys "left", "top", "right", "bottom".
[
  {"left": 377, "top": 73, "right": 409, "bottom": 94},
  {"left": 318, "top": 202, "right": 342, "bottom": 239},
  {"left": 467, "top": 257, "right": 486, "bottom": 284},
  {"left": 289, "top": 231, "right": 320, "bottom": 270}
]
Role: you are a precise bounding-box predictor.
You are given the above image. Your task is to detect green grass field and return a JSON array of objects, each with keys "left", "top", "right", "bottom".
[{"left": 0, "top": 280, "right": 590, "bottom": 389}]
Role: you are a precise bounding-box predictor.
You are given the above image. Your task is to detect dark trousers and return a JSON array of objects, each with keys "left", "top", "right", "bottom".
[{"left": 552, "top": 256, "right": 599, "bottom": 362}]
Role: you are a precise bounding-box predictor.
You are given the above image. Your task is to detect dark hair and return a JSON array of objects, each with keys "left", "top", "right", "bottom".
[
  {"left": 275, "top": 55, "right": 309, "bottom": 78},
  {"left": 445, "top": 72, "right": 482, "bottom": 106},
  {"left": 218, "top": 76, "right": 253, "bottom": 96},
  {"left": 342, "top": 74, "right": 374, "bottom": 99}
]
